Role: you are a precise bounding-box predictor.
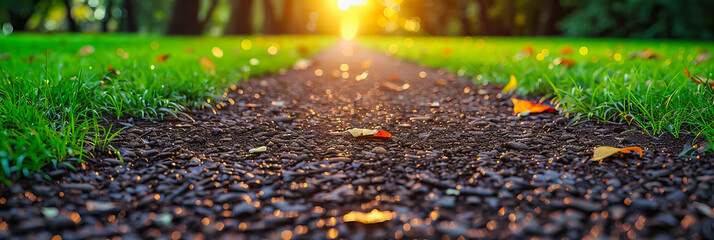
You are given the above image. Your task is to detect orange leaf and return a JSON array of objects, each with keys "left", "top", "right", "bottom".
[
  {"left": 298, "top": 44, "right": 309, "bottom": 55},
  {"left": 591, "top": 146, "right": 643, "bottom": 161},
  {"left": 374, "top": 130, "right": 392, "bottom": 138},
  {"left": 560, "top": 59, "right": 576, "bottom": 67},
  {"left": 156, "top": 54, "right": 170, "bottom": 63},
  {"left": 388, "top": 74, "right": 400, "bottom": 81},
  {"left": 199, "top": 57, "right": 215, "bottom": 75},
  {"left": 561, "top": 46, "right": 573, "bottom": 55},
  {"left": 107, "top": 65, "right": 118, "bottom": 75},
  {"left": 684, "top": 67, "right": 714, "bottom": 89},
  {"left": 522, "top": 45, "right": 534, "bottom": 55},
  {"left": 443, "top": 48, "right": 452, "bottom": 56},
  {"left": 511, "top": 98, "right": 555, "bottom": 114}
]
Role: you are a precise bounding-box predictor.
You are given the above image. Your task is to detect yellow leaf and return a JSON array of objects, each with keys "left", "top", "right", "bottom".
[
  {"left": 502, "top": 75, "right": 517, "bottom": 93},
  {"left": 347, "top": 128, "right": 377, "bottom": 137},
  {"left": 248, "top": 146, "right": 267, "bottom": 154},
  {"left": 591, "top": 146, "right": 643, "bottom": 161},
  {"left": 343, "top": 209, "right": 395, "bottom": 224}
]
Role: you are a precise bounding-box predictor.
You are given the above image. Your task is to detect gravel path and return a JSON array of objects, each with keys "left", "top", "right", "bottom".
[{"left": 2, "top": 41, "right": 714, "bottom": 239}]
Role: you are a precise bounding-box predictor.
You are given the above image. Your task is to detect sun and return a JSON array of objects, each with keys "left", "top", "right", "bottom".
[{"left": 337, "top": 0, "right": 368, "bottom": 11}]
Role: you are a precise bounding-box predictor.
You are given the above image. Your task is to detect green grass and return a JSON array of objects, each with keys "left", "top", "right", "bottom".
[
  {"left": 361, "top": 36, "right": 714, "bottom": 148},
  {"left": 0, "top": 34, "right": 334, "bottom": 184}
]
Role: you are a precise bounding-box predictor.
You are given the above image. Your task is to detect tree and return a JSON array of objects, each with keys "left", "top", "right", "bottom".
[
  {"left": 63, "top": 0, "right": 80, "bottom": 32},
  {"left": 2, "top": 0, "right": 40, "bottom": 31},
  {"left": 225, "top": 0, "right": 254, "bottom": 35},
  {"left": 121, "top": 0, "right": 138, "bottom": 32},
  {"left": 167, "top": 0, "right": 218, "bottom": 35}
]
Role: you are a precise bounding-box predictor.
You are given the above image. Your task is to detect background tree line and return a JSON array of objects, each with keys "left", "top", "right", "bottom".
[{"left": 1, "top": 0, "right": 713, "bottom": 40}]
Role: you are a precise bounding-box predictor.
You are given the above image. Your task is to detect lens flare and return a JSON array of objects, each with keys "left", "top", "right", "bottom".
[
  {"left": 341, "top": 15, "right": 359, "bottom": 40},
  {"left": 337, "top": 0, "right": 367, "bottom": 11}
]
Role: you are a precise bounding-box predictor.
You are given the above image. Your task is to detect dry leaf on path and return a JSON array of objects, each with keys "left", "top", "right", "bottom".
[
  {"left": 591, "top": 146, "right": 643, "bottom": 161},
  {"left": 381, "top": 82, "right": 403, "bottom": 92},
  {"left": 343, "top": 209, "right": 395, "bottom": 224},
  {"left": 347, "top": 128, "right": 391, "bottom": 138},
  {"left": 511, "top": 99, "right": 555, "bottom": 114},
  {"left": 502, "top": 75, "right": 517, "bottom": 93},
  {"left": 249, "top": 146, "right": 267, "bottom": 154}
]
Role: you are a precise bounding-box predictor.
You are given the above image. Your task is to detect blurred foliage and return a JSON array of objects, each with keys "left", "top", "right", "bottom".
[
  {"left": 558, "top": 0, "right": 714, "bottom": 39},
  {"left": 1, "top": 0, "right": 714, "bottom": 39}
]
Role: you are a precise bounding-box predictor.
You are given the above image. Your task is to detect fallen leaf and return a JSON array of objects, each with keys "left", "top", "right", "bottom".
[
  {"left": 86, "top": 200, "right": 117, "bottom": 211},
  {"left": 559, "top": 59, "right": 576, "bottom": 67},
  {"left": 553, "top": 58, "right": 575, "bottom": 67},
  {"left": 107, "top": 65, "right": 118, "bottom": 75},
  {"left": 684, "top": 67, "right": 714, "bottom": 89},
  {"left": 694, "top": 50, "right": 710, "bottom": 64},
  {"left": 347, "top": 128, "right": 391, "bottom": 138},
  {"left": 502, "top": 75, "right": 517, "bottom": 93},
  {"left": 389, "top": 74, "right": 400, "bottom": 81},
  {"left": 298, "top": 44, "right": 309, "bottom": 55},
  {"left": 628, "top": 49, "right": 661, "bottom": 60},
  {"left": 436, "top": 78, "right": 446, "bottom": 85},
  {"left": 343, "top": 209, "right": 395, "bottom": 224},
  {"left": 41, "top": 207, "right": 59, "bottom": 218},
  {"left": 381, "top": 82, "right": 403, "bottom": 92},
  {"left": 78, "top": 45, "right": 95, "bottom": 56},
  {"left": 522, "top": 45, "right": 534, "bottom": 55},
  {"left": 374, "top": 130, "right": 392, "bottom": 138},
  {"left": 292, "top": 59, "right": 312, "bottom": 70},
  {"left": 591, "top": 146, "right": 643, "bottom": 161},
  {"left": 156, "top": 54, "right": 170, "bottom": 63},
  {"left": 511, "top": 99, "right": 555, "bottom": 114},
  {"left": 561, "top": 46, "right": 573, "bottom": 55},
  {"left": 199, "top": 57, "right": 216, "bottom": 75},
  {"left": 249, "top": 146, "right": 267, "bottom": 154}
]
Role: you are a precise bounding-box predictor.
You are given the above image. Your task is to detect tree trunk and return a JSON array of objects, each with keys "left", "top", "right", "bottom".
[
  {"left": 280, "top": 0, "right": 306, "bottom": 34},
  {"left": 8, "top": 0, "right": 39, "bottom": 31},
  {"left": 167, "top": 0, "right": 217, "bottom": 35},
  {"left": 63, "top": 0, "right": 80, "bottom": 32},
  {"left": 225, "top": 0, "right": 254, "bottom": 35},
  {"left": 476, "top": 0, "right": 492, "bottom": 35},
  {"left": 123, "top": 0, "right": 138, "bottom": 32},
  {"left": 262, "top": 0, "right": 278, "bottom": 35},
  {"left": 459, "top": 0, "right": 473, "bottom": 36},
  {"left": 101, "top": 0, "right": 113, "bottom": 32},
  {"left": 536, "top": 0, "right": 562, "bottom": 36}
]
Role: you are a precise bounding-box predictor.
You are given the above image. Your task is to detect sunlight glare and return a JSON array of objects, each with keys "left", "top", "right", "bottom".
[
  {"left": 341, "top": 15, "right": 359, "bottom": 40},
  {"left": 337, "top": 0, "right": 367, "bottom": 11}
]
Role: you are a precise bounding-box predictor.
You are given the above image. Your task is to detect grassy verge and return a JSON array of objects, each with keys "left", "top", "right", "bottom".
[
  {"left": 0, "top": 34, "right": 334, "bottom": 184},
  {"left": 361, "top": 36, "right": 714, "bottom": 148}
]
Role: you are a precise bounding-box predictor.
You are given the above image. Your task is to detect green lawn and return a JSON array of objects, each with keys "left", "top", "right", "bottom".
[
  {"left": 362, "top": 36, "right": 714, "bottom": 150},
  {"left": 0, "top": 34, "right": 334, "bottom": 184}
]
